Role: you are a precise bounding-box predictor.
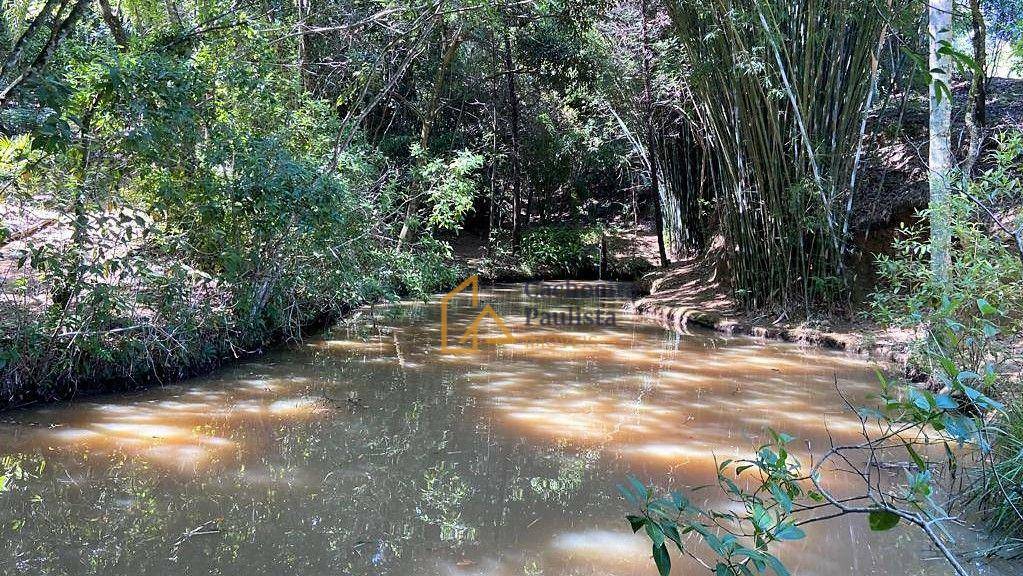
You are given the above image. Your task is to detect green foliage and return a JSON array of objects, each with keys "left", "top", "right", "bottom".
[
  {"left": 664, "top": 0, "right": 887, "bottom": 308},
  {"left": 977, "top": 400, "right": 1023, "bottom": 551},
  {"left": 519, "top": 226, "right": 600, "bottom": 277},
  {"left": 416, "top": 147, "right": 484, "bottom": 232},
  {"left": 870, "top": 135, "right": 1023, "bottom": 551},
  {"left": 871, "top": 135, "right": 1023, "bottom": 384},
  {"left": 385, "top": 236, "right": 464, "bottom": 300},
  {"left": 0, "top": 3, "right": 465, "bottom": 403},
  {"left": 624, "top": 303, "right": 1009, "bottom": 574},
  {"left": 620, "top": 432, "right": 809, "bottom": 576}
]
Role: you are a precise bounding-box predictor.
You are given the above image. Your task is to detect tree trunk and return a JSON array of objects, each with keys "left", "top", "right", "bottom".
[
  {"left": 296, "top": 0, "right": 313, "bottom": 91},
  {"left": 0, "top": 0, "right": 62, "bottom": 80},
  {"left": 0, "top": 0, "right": 90, "bottom": 107},
  {"left": 599, "top": 234, "right": 607, "bottom": 280},
  {"left": 641, "top": 0, "right": 668, "bottom": 267},
  {"left": 0, "top": 3, "right": 11, "bottom": 53},
  {"left": 503, "top": 28, "right": 522, "bottom": 254},
  {"left": 396, "top": 26, "right": 462, "bottom": 250},
  {"left": 929, "top": 0, "right": 953, "bottom": 286},
  {"left": 964, "top": 0, "right": 987, "bottom": 177},
  {"left": 98, "top": 0, "right": 130, "bottom": 51}
]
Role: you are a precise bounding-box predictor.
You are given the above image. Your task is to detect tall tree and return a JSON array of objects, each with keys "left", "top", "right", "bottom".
[
  {"left": 296, "top": 0, "right": 313, "bottom": 91},
  {"left": 929, "top": 0, "right": 953, "bottom": 285},
  {"left": 98, "top": 0, "right": 130, "bottom": 51},
  {"left": 396, "top": 23, "right": 463, "bottom": 250},
  {"left": 964, "top": 0, "right": 987, "bottom": 176},
  {"left": 640, "top": 0, "right": 668, "bottom": 268},
  {"left": 503, "top": 27, "right": 522, "bottom": 254}
]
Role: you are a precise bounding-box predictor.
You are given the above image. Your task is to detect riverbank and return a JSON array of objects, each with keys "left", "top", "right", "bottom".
[
  {"left": 453, "top": 228, "right": 919, "bottom": 367},
  {"left": 626, "top": 253, "right": 918, "bottom": 367},
  {"left": 0, "top": 203, "right": 466, "bottom": 411}
]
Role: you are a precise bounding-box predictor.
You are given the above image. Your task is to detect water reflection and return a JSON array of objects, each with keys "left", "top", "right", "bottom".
[{"left": 0, "top": 282, "right": 1002, "bottom": 575}]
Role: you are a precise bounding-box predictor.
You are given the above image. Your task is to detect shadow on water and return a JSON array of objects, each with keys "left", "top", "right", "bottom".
[{"left": 0, "top": 282, "right": 1003, "bottom": 575}]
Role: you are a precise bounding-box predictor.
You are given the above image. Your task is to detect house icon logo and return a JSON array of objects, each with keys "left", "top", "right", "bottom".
[{"left": 439, "top": 275, "right": 516, "bottom": 352}]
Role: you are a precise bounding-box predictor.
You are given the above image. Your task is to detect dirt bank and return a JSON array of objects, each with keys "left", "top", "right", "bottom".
[{"left": 627, "top": 252, "right": 917, "bottom": 368}]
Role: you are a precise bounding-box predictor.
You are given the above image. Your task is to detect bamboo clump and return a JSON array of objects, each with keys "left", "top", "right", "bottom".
[{"left": 664, "top": 0, "right": 886, "bottom": 308}]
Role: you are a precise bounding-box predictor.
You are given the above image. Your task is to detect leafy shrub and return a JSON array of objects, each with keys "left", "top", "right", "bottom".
[
  {"left": 0, "top": 20, "right": 465, "bottom": 404},
  {"left": 977, "top": 400, "right": 1023, "bottom": 554},
  {"left": 519, "top": 226, "right": 601, "bottom": 277},
  {"left": 623, "top": 320, "right": 1007, "bottom": 575},
  {"left": 416, "top": 147, "right": 484, "bottom": 232},
  {"left": 384, "top": 237, "right": 464, "bottom": 300},
  {"left": 870, "top": 136, "right": 1023, "bottom": 385}
]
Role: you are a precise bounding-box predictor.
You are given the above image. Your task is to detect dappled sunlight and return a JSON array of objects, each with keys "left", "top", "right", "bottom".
[
  {"left": 2, "top": 372, "right": 338, "bottom": 470},
  {"left": 546, "top": 528, "right": 659, "bottom": 573},
  {"left": 313, "top": 339, "right": 397, "bottom": 354},
  {"left": 0, "top": 281, "right": 944, "bottom": 576}
]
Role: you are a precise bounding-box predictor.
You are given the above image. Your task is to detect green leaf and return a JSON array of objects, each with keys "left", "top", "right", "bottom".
[
  {"left": 937, "top": 356, "right": 958, "bottom": 378},
  {"left": 628, "top": 475, "right": 648, "bottom": 499},
  {"left": 671, "top": 490, "right": 688, "bottom": 512},
  {"left": 768, "top": 483, "right": 792, "bottom": 514},
  {"left": 934, "top": 394, "right": 958, "bottom": 410},
  {"left": 766, "top": 554, "right": 791, "bottom": 576},
  {"left": 617, "top": 483, "right": 639, "bottom": 506},
  {"left": 752, "top": 504, "right": 772, "bottom": 532},
  {"left": 662, "top": 522, "right": 683, "bottom": 550},
  {"left": 653, "top": 542, "right": 671, "bottom": 576},
  {"left": 627, "top": 515, "right": 647, "bottom": 533},
  {"left": 977, "top": 298, "right": 998, "bottom": 316},
  {"left": 904, "top": 442, "right": 927, "bottom": 472},
  {"left": 956, "top": 371, "right": 982, "bottom": 384},
  {"left": 646, "top": 521, "right": 666, "bottom": 547},
  {"left": 908, "top": 387, "right": 932, "bottom": 411},
  {"left": 774, "top": 522, "right": 805, "bottom": 541},
  {"left": 868, "top": 509, "right": 900, "bottom": 531}
]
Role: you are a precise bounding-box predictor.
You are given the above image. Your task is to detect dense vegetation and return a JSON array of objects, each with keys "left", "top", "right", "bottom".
[
  {"left": 618, "top": 2, "right": 1023, "bottom": 574},
  {"left": 1, "top": 0, "right": 1022, "bottom": 574}
]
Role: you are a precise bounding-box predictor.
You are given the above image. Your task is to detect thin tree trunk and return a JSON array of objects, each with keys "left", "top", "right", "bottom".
[
  {"left": 641, "top": 0, "right": 668, "bottom": 267},
  {"left": 98, "top": 0, "right": 130, "bottom": 51},
  {"left": 0, "top": 3, "right": 9, "bottom": 50},
  {"left": 486, "top": 27, "right": 500, "bottom": 245},
  {"left": 525, "top": 186, "right": 535, "bottom": 227},
  {"left": 0, "top": 0, "right": 90, "bottom": 107},
  {"left": 929, "top": 0, "right": 953, "bottom": 285},
  {"left": 396, "top": 26, "right": 462, "bottom": 250},
  {"left": 0, "top": 0, "right": 62, "bottom": 80},
  {"left": 165, "top": 0, "right": 183, "bottom": 28},
  {"left": 503, "top": 28, "right": 522, "bottom": 254},
  {"left": 964, "top": 0, "right": 987, "bottom": 177},
  {"left": 296, "top": 0, "right": 313, "bottom": 91},
  {"left": 56, "top": 92, "right": 100, "bottom": 308}
]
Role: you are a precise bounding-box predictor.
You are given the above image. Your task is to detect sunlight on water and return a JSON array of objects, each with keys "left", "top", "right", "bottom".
[{"left": 0, "top": 282, "right": 1005, "bottom": 576}]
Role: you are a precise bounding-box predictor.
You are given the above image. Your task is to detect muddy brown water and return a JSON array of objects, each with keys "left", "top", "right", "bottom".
[{"left": 0, "top": 282, "right": 1010, "bottom": 575}]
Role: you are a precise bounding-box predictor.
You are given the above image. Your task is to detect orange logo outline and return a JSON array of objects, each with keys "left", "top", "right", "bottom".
[{"left": 439, "top": 275, "right": 517, "bottom": 352}]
